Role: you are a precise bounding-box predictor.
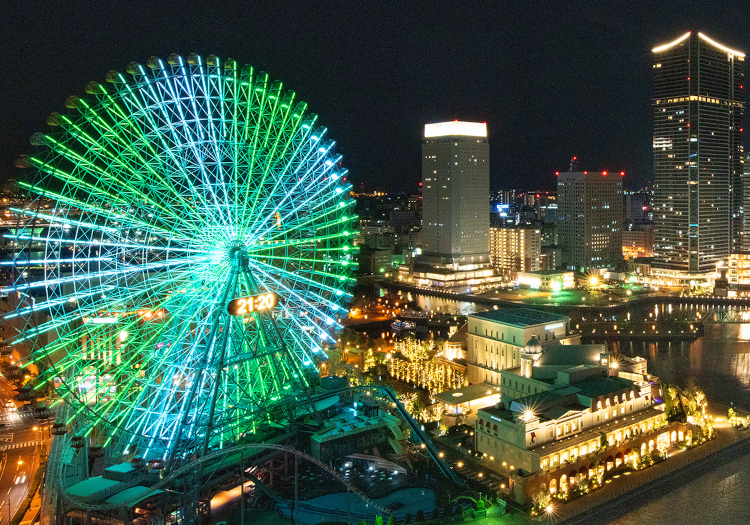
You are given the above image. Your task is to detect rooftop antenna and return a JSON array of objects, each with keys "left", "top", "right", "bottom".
[{"left": 569, "top": 156, "right": 578, "bottom": 172}]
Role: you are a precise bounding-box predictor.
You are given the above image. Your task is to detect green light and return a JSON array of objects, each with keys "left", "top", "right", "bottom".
[{"left": 9, "top": 53, "right": 355, "bottom": 466}]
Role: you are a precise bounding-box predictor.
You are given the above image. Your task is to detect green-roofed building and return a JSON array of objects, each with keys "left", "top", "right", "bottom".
[
  {"left": 472, "top": 331, "right": 680, "bottom": 506},
  {"left": 466, "top": 307, "right": 579, "bottom": 386}
]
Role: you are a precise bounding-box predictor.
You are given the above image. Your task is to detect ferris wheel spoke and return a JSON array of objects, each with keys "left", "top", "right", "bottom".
[
  {"left": 3, "top": 233, "right": 207, "bottom": 254},
  {"left": 241, "top": 124, "right": 324, "bottom": 236},
  {"left": 249, "top": 256, "right": 353, "bottom": 296},
  {"left": 246, "top": 260, "right": 345, "bottom": 319},
  {"left": 69, "top": 102, "right": 197, "bottom": 228},
  {"left": 1, "top": 255, "right": 209, "bottom": 294},
  {"left": 245, "top": 149, "right": 341, "bottom": 243},
  {"left": 168, "top": 61, "right": 231, "bottom": 230},
  {"left": 118, "top": 72, "right": 215, "bottom": 226},
  {"left": 17, "top": 182, "right": 198, "bottom": 244},
  {"left": 241, "top": 85, "right": 297, "bottom": 226},
  {"left": 25, "top": 276, "right": 181, "bottom": 368},
  {"left": 66, "top": 280, "right": 222, "bottom": 437},
  {"left": 94, "top": 88, "right": 214, "bottom": 228},
  {"left": 260, "top": 201, "right": 355, "bottom": 244},
  {"left": 194, "top": 60, "right": 234, "bottom": 236},
  {"left": 27, "top": 157, "right": 126, "bottom": 205}
]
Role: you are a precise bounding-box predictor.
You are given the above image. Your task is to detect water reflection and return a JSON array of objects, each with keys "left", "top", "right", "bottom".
[
  {"left": 388, "top": 289, "right": 482, "bottom": 316},
  {"left": 379, "top": 286, "right": 750, "bottom": 410}
]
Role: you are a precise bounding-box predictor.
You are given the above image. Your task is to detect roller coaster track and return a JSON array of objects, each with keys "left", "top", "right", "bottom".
[
  {"left": 326, "top": 385, "right": 465, "bottom": 486},
  {"left": 55, "top": 385, "right": 463, "bottom": 515},
  {"left": 57, "top": 439, "right": 390, "bottom": 514}
]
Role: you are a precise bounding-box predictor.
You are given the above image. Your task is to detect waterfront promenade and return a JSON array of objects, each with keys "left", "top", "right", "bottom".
[{"left": 376, "top": 278, "right": 750, "bottom": 313}]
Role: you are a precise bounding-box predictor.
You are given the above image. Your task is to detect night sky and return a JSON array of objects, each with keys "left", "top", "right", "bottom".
[{"left": 1, "top": 1, "right": 748, "bottom": 193}]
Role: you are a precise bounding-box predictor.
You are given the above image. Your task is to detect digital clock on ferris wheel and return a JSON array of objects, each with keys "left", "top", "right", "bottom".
[{"left": 227, "top": 293, "right": 279, "bottom": 316}]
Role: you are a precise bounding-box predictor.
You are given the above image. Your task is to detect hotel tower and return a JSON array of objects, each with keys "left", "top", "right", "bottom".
[{"left": 651, "top": 31, "right": 745, "bottom": 285}]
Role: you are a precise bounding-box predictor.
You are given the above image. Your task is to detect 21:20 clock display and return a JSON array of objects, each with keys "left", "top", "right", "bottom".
[{"left": 227, "top": 293, "right": 279, "bottom": 315}]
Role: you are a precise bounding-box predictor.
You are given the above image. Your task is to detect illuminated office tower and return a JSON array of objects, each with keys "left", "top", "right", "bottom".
[
  {"left": 557, "top": 170, "right": 623, "bottom": 270},
  {"left": 651, "top": 31, "right": 745, "bottom": 284},
  {"left": 421, "top": 121, "right": 490, "bottom": 266}
]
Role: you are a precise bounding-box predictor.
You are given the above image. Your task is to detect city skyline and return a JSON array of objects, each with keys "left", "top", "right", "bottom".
[{"left": 1, "top": 2, "right": 748, "bottom": 193}]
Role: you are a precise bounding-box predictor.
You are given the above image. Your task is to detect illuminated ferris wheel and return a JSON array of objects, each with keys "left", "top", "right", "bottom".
[{"left": 7, "top": 53, "right": 356, "bottom": 463}]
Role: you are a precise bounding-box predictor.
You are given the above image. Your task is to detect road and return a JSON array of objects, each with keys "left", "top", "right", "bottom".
[{"left": 0, "top": 374, "right": 44, "bottom": 525}]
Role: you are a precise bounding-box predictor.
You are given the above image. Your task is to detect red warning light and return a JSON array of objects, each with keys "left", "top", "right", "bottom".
[
  {"left": 536, "top": 194, "right": 540, "bottom": 198},
  {"left": 573, "top": 156, "right": 577, "bottom": 160},
  {"left": 620, "top": 171, "right": 625, "bottom": 176},
  {"left": 555, "top": 171, "right": 559, "bottom": 176},
  {"left": 602, "top": 171, "right": 608, "bottom": 175}
]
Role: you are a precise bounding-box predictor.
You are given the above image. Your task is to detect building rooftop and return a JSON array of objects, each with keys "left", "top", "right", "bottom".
[
  {"left": 537, "top": 345, "right": 604, "bottom": 366},
  {"left": 572, "top": 376, "right": 635, "bottom": 400},
  {"left": 480, "top": 374, "right": 638, "bottom": 423},
  {"left": 424, "top": 121, "right": 487, "bottom": 138},
  {"left": 470, "top": 308, "right": 569, "bottom": 327},
  {"left": 434, "top": 383, "right": 501, "bottom": 405}
]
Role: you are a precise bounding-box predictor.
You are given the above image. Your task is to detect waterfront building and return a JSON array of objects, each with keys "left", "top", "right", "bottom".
[
  {"left": 490, "top": 227, "right": 541, "bottom": 273},
  {"left": 515, "top": 270, "right": 574, "bottom": 291},
  {"left": 463, "top": 308, "right": 684, "bottom": 504},
  {"left": 475, "top": 348, "right": 672, "bottom": 504},
  {"left": 420, "top": 121, "right": 490, "bottom": 266},
  {"left": 725, "top": 253, "right": 750, "bottom": 297},
  {"left": 401, "top": 121, "right": 502, "bottom": 290},
  {"left": 465, "top": 308, "right": 578, "bottom": 386},
  {"left": 556, "top": 171, "right": 623, "bottom": 270},
  {"left": 651, "top": 31, "right": 746, "bottom": 285}
]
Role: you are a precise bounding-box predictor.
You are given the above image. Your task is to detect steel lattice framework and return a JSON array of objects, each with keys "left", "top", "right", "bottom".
[{"left": 6, "top": 53, "right": 356, "bottom": 464}]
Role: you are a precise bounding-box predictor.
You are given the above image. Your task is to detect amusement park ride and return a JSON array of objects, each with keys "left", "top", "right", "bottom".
[{"left": 5, "top": 54, "right": 462, "bottom": 524}]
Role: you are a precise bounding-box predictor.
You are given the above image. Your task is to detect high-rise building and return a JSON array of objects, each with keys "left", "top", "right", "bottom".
[
  {"left": 421, "top": 121, "right": 490, "bottom": 266},
  {"left": 557, "top": 170, "right": 623, "bottom": 269},
  {"left": 400, "top": 121, "right": 501, "bottom": 290},
  {"left": 489, "top": 227, "right": 541, "bottom": 273},
  {"left": 624, "top": 191, "right": 652, "bottom": 223},
  {"left": 651, "top": 31, "right": 745, "bottom": 284}
]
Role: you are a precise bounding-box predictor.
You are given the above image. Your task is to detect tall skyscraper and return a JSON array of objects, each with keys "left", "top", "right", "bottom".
[
  {"left": 401, "top": 121, "right": 499, "bottom": 290},
  {"left": 557, "top": 170, "right": 623, "bottom": 270},
  {"left": 421, "top": 121, "right": 490, "bottom": 266},
  {"left": 652, "top": 31, "right": 745, "bottom": 284}
]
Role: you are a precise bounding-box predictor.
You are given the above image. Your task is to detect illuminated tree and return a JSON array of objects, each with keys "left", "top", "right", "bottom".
[
  {"left": 364, "top": 349, "right": 375, "bottom": 372},
  {"left": 9, "top": 53, "right": 356, "bottom": 464}
]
